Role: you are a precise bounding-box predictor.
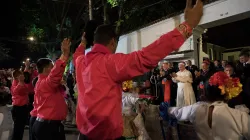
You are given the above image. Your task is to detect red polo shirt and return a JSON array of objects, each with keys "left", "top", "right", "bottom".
[
  {"left": 34, "top": 60, "right": 67, "bottom": 120},
  {"left": 76, "top": 24, "right": 190, "bottom": 139},
  {"left": 11, "top": 80, "right": 29, "bottom": 106}
]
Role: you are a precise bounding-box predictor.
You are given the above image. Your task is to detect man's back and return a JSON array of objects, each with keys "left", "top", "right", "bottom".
[
  {"left": 77, "top": 45, "right": 123, "bottom": 139},
  {"left": 195, "top": 102, "right": 250, "bottom": 140}
]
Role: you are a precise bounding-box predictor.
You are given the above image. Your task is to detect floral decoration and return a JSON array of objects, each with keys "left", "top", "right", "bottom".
[
  {"left": 122, "top": 80, "right": 133, "bottom": 92},
  {"left": 209, "top": 71, "right": 242, "bottom": 100}
]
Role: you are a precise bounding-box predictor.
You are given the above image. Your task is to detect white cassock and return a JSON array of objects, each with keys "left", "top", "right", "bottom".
[
  {"left": 172, "top": 69, "right": 196, "bottom": 107},
  {"left": 169, "top": 101, "right": 250, "bottom": 140}
]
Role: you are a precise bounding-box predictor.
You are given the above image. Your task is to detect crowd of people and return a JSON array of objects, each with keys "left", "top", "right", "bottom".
[
  {"left": 1, "top": 0, "right": 250, "bottom": 139},
  {"left": 156, "top": 50, "right": 250, "bottom": 109}
]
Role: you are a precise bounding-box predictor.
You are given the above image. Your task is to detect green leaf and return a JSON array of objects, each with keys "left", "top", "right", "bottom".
[{"left": 107, "top": 0, "right": 118, "bottom": 7}]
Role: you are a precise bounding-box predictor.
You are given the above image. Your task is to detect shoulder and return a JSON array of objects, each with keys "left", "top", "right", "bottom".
[{"left": 184, "top": 69, "right": 192, "bottom": 74}]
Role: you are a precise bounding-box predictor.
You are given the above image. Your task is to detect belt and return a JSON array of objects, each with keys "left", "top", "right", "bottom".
[{"left": 36, "top": 117, "right": 62, "bottom": 124}]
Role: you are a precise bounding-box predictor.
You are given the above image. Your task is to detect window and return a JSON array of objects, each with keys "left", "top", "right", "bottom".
[{"left": 228, "top": 56, "right": 234, "bottom": 62}]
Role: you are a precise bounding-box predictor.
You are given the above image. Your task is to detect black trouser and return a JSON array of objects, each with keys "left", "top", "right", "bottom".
[
  {"left": 11, "top": 105, "right": 28, "bottom": 140},
  {"left": 32, "top": 119, "right": 65, "bottom": 140},
  {"left": 27, "top": 94, "right": 34, "bottom": 125},
  {"left": 78, "top": 133, "right": 125, "bottom": 140},
  {"left": 29, "top": 116, "right": 37, "bottom": 140}
]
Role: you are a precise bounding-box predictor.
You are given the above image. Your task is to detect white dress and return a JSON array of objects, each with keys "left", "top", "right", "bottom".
[
  {"left": 169, "top": 101, "right": 250, "bottom": 140},
  {"left": 172, "top": 69, "right": 196, "bottom": 107}
]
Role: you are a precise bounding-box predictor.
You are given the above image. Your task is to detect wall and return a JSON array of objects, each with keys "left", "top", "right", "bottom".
[
  {"left": 206, "top": 43, "right": 225, "bottom": 60},
  {"left": 115, "top": 0, "right": 250, "bottom": 64},
  {"left": 222, "top": 51, "right": 240, "bottom": 61},
  {"left": 222, "top": 46, "right": 250, "bottom": 61}
]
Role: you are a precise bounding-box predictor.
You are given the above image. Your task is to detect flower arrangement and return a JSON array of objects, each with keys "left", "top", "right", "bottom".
[
  {"left": 209, "top": 71, "right": 242, "bottom": 100},
  {"left": 122, "top": 80, "right": 133, "bottom": 92}
]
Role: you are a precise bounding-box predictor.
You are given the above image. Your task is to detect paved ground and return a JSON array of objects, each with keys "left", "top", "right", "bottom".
[{"left": 0, "top": 105, "right": 79, "bottom": 140}]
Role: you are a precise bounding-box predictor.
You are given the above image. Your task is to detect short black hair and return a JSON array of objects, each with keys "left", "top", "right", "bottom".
[
  {"left": 36, "top": 58, "right": 53, "bottom": 74},
  {"left": 239, "top": 52, "right": 249, "bottom": 57},
  {"left": 94, "top": 24, "right": 117, "bottom": 46},
  {"left": 205, "top": 85, "right": 226, "bottom": 102},
  {"left": 12, "top": 69, "right": 22, "bottom": 79},
  {"left": 239, "top": 48, "right": 250, "bottom": 57},
  {"left": 84, "top": 20, "right": 101, "bottom": 48}
]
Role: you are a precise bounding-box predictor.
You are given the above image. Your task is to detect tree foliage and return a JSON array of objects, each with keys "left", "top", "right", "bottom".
[
  {"left": 27, "top": 25, "right": 45, "bottom": 40},
  {"left": 0, "top": 43, "right": 12, "bottom": 61},
  {"left": 107, "top": 0, "right": 119, "bottom": 7}
]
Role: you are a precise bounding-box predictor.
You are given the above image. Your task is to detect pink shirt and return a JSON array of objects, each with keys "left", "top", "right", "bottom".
[
  {"left": 33, "top": 60, "right": 67, "bottom": 120},
  {"left": 11, "top": 80, "right": 29, "bottom": 106},
  {"left": 76, "top": 26, "right": 189, "bottom": 139}
]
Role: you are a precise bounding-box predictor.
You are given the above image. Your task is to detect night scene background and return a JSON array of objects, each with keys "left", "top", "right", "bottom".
[{"left": 0, "top": 0, "right": 249, "bottom": 68}]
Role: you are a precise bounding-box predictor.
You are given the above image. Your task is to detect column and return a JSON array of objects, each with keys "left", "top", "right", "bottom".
[{"left": 192, "top": 26, "right": 206, "bottom": 67}]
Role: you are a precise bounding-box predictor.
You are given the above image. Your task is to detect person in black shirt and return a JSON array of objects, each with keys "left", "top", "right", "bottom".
[
  {"left": 213, "top": 60, "right": 223, "bottom": 72},
  {"left": 194, "top": 60, "right": 214, "bottom": 101}
]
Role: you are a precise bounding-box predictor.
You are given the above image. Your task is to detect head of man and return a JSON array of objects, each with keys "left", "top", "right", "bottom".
[
  {"left": 202, "top": 61, "right": 209, "bottom": 71},
  {"left": 239, "top": 53, "right": 249, "bottom": 64},
  {"left": 94, "top": 25, "right": 118, "bottom": 54},
  {"left": 178, "top": 62, "right": 186, "bottom": 71},
  {"left": 214, "top": 60, "right": 220, "bottom": 67},
  {"left": 162, "top": 61, "right": 169, "bottom": 71},
  {"left": 12, "top": 70, "right": 24, "bottom": 81},
  {"left": 224, "top": 65, "right": 234, "bottom": 77},
  {"left": 37, "top": 58, "right": 54, "bottom": 75},
  {"left": 221, "top": 60, "right": 227, "bottom": 68},
  {"left": 186, "top": 60, "right": 192, "bottom": 66}
]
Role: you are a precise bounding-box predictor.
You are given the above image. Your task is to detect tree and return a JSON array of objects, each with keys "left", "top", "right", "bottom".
[
  {"left": 107, "top": 0, "right": 126, "bottom": 34},
  {"left": 89, "top": 0, "right": 93, "bottom": 20},
  {"left": 0, "top": 43, "right": 11, "bottom": 62}
]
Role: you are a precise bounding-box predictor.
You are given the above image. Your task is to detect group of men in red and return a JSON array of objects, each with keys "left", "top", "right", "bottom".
[{"left": 10, "top": 0, "right": 204, "bottom": 139}]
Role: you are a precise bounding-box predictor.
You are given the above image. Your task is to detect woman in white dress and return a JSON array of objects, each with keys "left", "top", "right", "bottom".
[
  {"left": 168, "top": 71, "right": 250, "bottom": 140},
  {"left": 172, "top": 62, "right": 196, "bottom": 107}
]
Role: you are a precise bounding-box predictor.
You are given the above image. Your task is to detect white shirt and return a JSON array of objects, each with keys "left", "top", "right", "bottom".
[{"left": 169, "top": 101, "right": 250, "bottom": 140}]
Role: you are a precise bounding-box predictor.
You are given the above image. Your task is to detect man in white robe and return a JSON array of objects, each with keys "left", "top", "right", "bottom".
[{"left": 171, "top": 62, "right": 196, "bottom": 107}]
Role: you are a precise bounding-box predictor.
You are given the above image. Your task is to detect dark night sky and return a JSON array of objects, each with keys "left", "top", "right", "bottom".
[
  {"left": 0, "top": 1, "right": 29, "bottom": 68},
  {"left": 0, "top": 1, "right": 48, "bottom": 68},
  {"left": 0, "top": 1, "right": 249, "bottom": 68}
]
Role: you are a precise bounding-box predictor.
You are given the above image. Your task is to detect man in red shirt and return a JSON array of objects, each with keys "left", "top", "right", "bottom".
[
  {"left": 29, "top": 76, "right": 38, "bottom": 140},
  {"left": 32, "top": 38, "right": 71, "bottom": 140},
  {"left": 11, "top": 70, "right": 29, "bottom": 140},
  {"left": 76, "top": 0, "right": 204, "bottom": 139}
]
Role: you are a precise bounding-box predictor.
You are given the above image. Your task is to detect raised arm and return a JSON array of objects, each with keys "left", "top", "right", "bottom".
[
  {"left": 168, "top": 103, "right": 200, "bottom": 122},
  {"left": 73, "top": 33, "right": 86, "bottom": 66},
  {"left": 73, "top": 44, "right": 85, "bottom": 66},
  {"left": 46, "top": 38, "right": 71, "bottom": 88},
  {"left": 106, "top": 0, "right": 203, "bottom": 82},
  {"left": 24, "top": 59, "right": 30, "bottom": 72},
  {"left": 107, "top": 25, "right": 191, "bottom": 82}
]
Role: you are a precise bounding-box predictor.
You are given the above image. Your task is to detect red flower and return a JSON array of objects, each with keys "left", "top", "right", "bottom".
[{"left": 209, "top": 72, "right": 229, "bottom": 86}]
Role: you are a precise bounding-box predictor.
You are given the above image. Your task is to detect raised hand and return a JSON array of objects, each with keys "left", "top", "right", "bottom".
[
  {"left": 61, "top": 38, "right": 71, "bottom": 57},
  {"left": 25, "top": 59, "right": 30, "bottom": 68},
  {"left": 184, "top": 0, "right": 204, "bottom": 28},
  {"left": 80, "top": 32, "right": 86, "bottom": 49}
]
